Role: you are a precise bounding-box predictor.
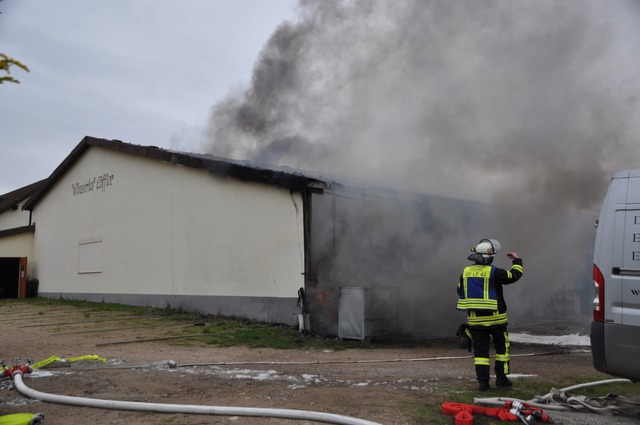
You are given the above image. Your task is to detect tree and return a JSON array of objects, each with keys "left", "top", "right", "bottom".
[
  {"left": 0, "top": 53, "right": 30, "bottom": 84},
  {"left": 0, "top": 1, "right": 30, "bottom": 85}
]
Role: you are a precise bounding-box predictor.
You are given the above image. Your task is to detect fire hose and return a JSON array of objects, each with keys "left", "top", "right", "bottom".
[
  {"left": 474, "top": 378, "right": 633, "bottom": 413},
  {"left": 8, "top": 369, "right": 382, "bottom": 425},
  {"left": 4, "top": 352, "right": 618, "bottom": 424}
]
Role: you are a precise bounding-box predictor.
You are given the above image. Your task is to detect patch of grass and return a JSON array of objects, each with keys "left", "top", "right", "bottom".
[
  {"left": 196, "top": 321, "right": 370, "bottom": 350},
  {"left": 1, "top": 298, "right": 368, "bottom": 351},
  {"left": 2, "top": 297, "right": 203, "bottom": 320},
  {"left": 408, "top": 400, "right": 450, "bottom": 425},
  {"left": 172, "top": 317, "right": 368, "bottom": 350}
]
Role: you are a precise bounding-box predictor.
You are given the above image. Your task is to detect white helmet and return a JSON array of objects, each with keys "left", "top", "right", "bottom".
[{"left": 472, "top": 239, "right": 501, "bottom": 257}]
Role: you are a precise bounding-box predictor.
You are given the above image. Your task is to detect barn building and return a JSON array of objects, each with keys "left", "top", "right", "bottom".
[{"left": 0, "top": 136, "right": 595, "bottom": 341}]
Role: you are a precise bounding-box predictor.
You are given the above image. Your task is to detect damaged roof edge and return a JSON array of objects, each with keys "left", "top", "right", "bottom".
[{"left": 22, "top": 136, "right": 331, "bottom": 211}]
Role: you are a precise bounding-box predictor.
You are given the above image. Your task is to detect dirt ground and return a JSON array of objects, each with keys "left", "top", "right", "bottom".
[{"left": 1, "top": 302, "right": 638, "bottom": 425}]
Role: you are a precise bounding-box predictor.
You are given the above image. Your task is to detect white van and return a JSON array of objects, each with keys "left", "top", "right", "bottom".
[{"left": 591, "top": 169, "right": 640, "bottom": 381}]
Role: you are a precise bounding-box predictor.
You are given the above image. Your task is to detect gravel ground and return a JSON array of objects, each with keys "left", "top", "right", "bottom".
[{"left": 1, "top": 302, "right": 639, "bottom": 425}]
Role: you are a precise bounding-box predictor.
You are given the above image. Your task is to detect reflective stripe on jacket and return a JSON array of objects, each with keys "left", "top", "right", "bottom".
[{"left": 468, "top": 311, "right": 508, "bottom": 327}]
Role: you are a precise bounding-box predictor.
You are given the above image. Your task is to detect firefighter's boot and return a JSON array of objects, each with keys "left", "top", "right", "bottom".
[
  {"left": 478, "top": 380, "right": 490, "bottom": 391},
  {"left": 496, "top": 375, "right": 513, "bottom": 388}
]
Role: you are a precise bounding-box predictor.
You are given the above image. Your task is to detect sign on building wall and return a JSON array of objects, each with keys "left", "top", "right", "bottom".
[{"left": 72, "top": 173, "right": 115, "bottom": 196}]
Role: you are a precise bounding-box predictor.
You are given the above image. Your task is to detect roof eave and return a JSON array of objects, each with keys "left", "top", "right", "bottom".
[{"left": 22, "top": 136, "right": 330, "bottom": 210}]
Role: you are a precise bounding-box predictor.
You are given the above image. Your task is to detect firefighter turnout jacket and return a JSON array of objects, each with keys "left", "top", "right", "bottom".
[{"left": 457, "top": 254, "right": 524, "bottom": 327}]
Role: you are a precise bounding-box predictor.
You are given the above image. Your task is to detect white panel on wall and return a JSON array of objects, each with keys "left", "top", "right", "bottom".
[{"left": 78, "top": 239, "right": 102, "bottom": 273}]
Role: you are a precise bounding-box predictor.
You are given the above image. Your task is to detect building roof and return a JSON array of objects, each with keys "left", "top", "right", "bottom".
[
  {"left": 0, "top": 179, "right": 47, "bottom": 215},
  {"left": 22, "top": 136, "right": 332, "bottom": 211}
]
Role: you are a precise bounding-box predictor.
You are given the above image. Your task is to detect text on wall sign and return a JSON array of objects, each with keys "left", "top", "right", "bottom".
[{"left": 72, "top": 173, "right": 115, "bottom": 195}]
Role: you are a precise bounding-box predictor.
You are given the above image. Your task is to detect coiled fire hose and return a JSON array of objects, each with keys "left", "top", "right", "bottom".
[{"left": 474, "top": 378, "right": 633, "bottom": 413}]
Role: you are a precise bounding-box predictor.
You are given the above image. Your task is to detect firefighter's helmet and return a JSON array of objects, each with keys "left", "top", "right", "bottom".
[{"left": 472, "top": 239, "right": 501, "bottom": 258}]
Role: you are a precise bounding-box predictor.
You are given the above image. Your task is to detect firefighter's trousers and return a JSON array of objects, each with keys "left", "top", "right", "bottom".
[{"left": 469, "top": 325, "right": 510, "bottom": 382}]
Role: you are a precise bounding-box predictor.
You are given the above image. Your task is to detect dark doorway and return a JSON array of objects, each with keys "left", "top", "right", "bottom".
[{"left": 0, "top": 258, "right": 20, "bottom": 298}]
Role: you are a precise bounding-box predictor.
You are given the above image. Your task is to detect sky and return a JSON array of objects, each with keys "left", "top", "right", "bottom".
[{"left": 0, "top": 0, "right": 299, "bottom": 195}]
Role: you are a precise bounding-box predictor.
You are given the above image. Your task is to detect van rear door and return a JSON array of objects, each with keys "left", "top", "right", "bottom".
[
  {"left": 599, "top": 177, "right": 628, "bottom": 325},
  {"left": 618, "top": 209, "right": 640, "bottom": 325},
  {"left": 618, "top": 173, "right": 640, "bottom": 325},
  {"left": 592, "top": 170, "right": 640, "bottom": 380}
]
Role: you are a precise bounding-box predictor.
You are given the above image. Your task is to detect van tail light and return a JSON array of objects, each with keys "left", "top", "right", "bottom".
[{"left": 593, "top": 264, "right": 605, "bottom": 322}]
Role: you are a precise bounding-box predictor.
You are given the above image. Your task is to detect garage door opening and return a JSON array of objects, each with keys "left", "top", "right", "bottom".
[{"left": 0, "top": 257, "right": 27, "bottom": 299}]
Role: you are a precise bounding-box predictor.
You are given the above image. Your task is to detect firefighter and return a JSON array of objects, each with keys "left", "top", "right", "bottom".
[{"left": 457, "top": 238, "right": 524, "bottom": 391}]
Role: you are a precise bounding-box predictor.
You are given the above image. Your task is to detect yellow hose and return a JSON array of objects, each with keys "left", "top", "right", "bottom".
[
  {"left": 30, "top": 355, "right": 106, "bottom": 369},
  {"left": 0, "top": 413, "right": 44, "bottom": 425}
]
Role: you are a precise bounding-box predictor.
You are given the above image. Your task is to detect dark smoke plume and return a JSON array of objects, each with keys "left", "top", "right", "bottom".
[
  {"left": 203, "top": 0, "right": 640, "bottom": 333},
  {"left": 207, "top": 0, "right": 638, "bottom": 204}
]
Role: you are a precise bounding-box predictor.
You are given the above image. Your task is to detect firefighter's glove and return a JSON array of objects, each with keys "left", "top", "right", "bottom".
[{"left": 456, "top": 323, "right": 473, "bottom": 352}]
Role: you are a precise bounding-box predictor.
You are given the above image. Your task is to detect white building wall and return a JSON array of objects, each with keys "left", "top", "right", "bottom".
[
  {"left": 0, "top": 201, "right": 35, "bottom": 277},
  {"left": 0, "top": 233, "right": 34, "bottom": 258},
  {"left": 32, "top": 148, "right": 305, "bottom": 303}
]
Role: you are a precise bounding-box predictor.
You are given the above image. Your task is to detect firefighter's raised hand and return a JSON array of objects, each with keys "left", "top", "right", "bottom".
[{"left": 507, "top": 252, "right": 519, "bottom": 259}]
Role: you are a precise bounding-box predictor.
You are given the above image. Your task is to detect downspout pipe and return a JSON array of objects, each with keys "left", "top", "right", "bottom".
[{"left": 11, "top": 372, "right": 381, "bottom": 425}]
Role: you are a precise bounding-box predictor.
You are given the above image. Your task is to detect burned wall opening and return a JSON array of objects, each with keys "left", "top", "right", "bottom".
[{"left": 305, "top": 183, "right": 595, "bottom": 340}]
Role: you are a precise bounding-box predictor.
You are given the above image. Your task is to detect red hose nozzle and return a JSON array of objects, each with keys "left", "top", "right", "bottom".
[{"left": 2, "top": 364, "right": 33, "bottom": 378}]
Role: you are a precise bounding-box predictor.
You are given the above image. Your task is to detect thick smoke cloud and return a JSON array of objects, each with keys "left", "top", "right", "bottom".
[
  {"left": 203, "top": 0, "right": 640, "bottom": 333},
  {"left": 206, "top": 0, "right": 639, "bottom": 206}
]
